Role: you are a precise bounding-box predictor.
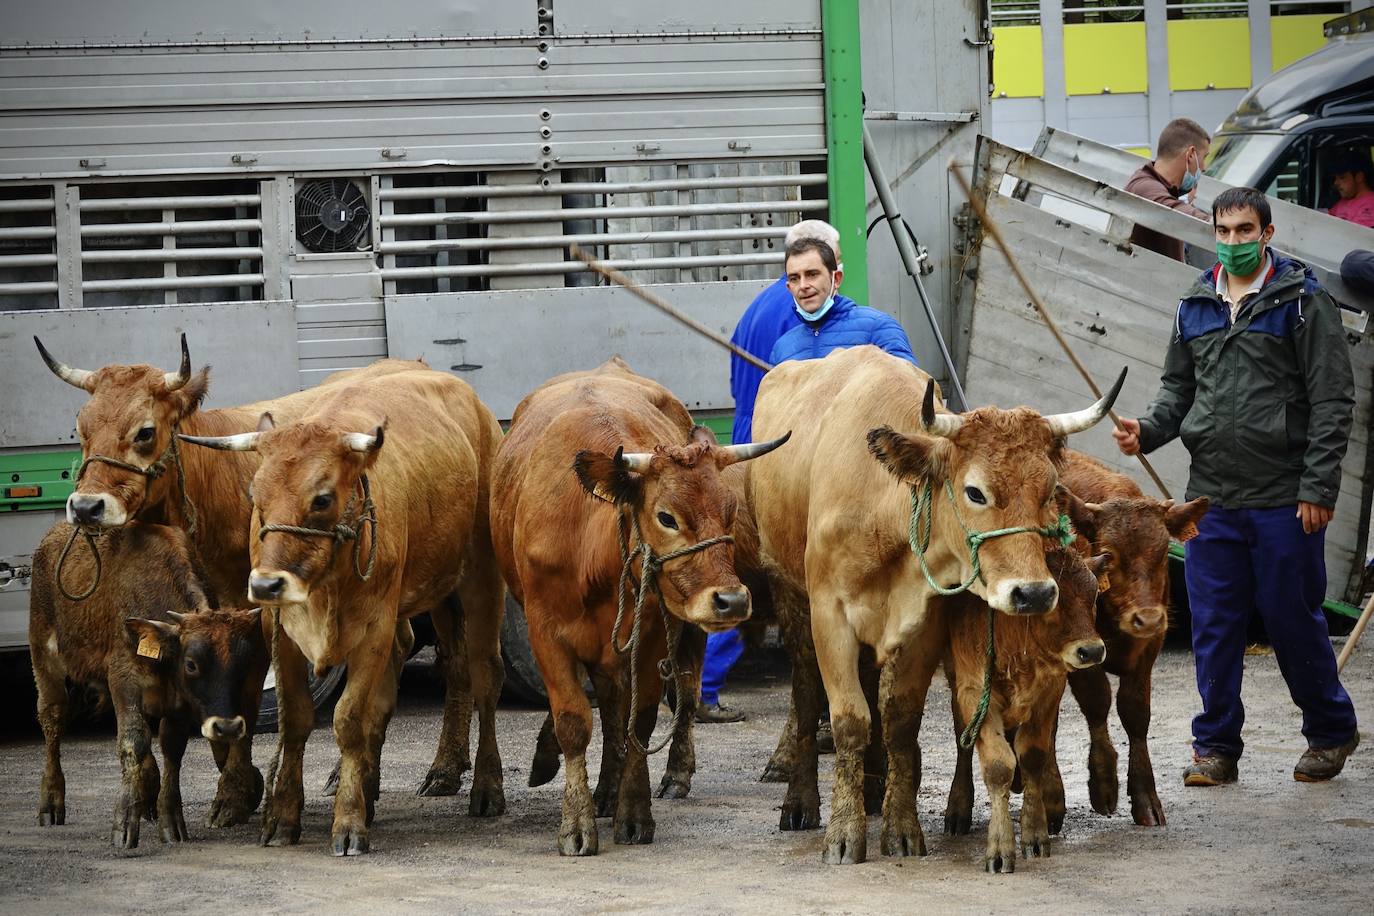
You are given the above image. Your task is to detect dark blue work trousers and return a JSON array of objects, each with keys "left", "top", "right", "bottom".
[
  {"left": 1184, "top": 505, "right": 1358, "bottom": 759},
  {"left": 701, "top": 629, "right": 746, "bottom": 706}
]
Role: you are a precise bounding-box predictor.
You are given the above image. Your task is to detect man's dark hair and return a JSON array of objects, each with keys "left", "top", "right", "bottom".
[
  {"left": 1212, "top": 186, "right": 1272, "bottom": 231},
  {"left": 1156, "top": 118, "right": 1210, "bottom": 159},
  {"left": 1332, "top": 150, "right": 1373, "bottom": 182},
  {"left": 785, "top": 236, "right": 838, "bottom": 273}
]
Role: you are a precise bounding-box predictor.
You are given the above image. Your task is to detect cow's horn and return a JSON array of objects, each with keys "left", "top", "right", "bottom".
[
  {"left": 1044, "top": 367, "right": 1128, "bottom": 438},
  {"left": 34, "top": 336, "right": 94, "bottom": 390},
  {"left": 163, "top": 333, "right": 192, "bottom": 391},
  {"left": 343, "top": 425, "right": 385, "bottom": 453},
  {"left": 178, "top": 431, "right": 262, "bottom": 452},
  {"left": 616, "top": 446, "right": 653, "bottom": 473},
  {"left": 165, "top": 611, "right": 186, "bottom": 624},
  {"left": 720, "top": 430, "right": 792, "bottom": 465},
  {"left": 919, "top": 378, "right": 963, "bottom": 438}
]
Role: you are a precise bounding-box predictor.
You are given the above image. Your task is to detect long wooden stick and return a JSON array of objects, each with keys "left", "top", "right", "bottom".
[
  {"left": 569, "top": 244, "right": 774, "bottom": 374},
  {"left": 1337, "top": 591, "right": 1374, "bottom": 672},
  {"left": 948, "top": 162, "right": 1173, "bottom": 500}
]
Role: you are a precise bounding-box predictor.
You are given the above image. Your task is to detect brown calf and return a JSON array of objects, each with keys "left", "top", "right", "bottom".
[
  {"left": 29, "top": 522, "right": 267, "bottom": 849},
  {"left": 1060, "top": 450, "right": 1208, "bottom": 826},
  {"left": 941, "top": 547, "right": 1108, "bottom": 873}
]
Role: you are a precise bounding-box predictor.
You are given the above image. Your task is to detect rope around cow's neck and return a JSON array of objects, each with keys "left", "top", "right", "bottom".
[
  {"left": 256, "top": 475, "right": 379, "bottom": 582},
  {"left": 55, "top": 429, "right": 199, "bottom": 602},
  {"left": 906, "top": 478, "right": 1076, "bottom": 750},
  {"left": 612, "top": 508, "right": 733, "bottom": 756}
]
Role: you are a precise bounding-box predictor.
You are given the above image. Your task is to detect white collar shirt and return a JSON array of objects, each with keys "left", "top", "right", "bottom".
[{"left": 1216, "top": 251, "right": 1272, "bottom": 323}]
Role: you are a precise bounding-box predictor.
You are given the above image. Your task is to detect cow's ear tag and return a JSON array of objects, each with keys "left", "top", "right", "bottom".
[
  {"left": 1175, "top": 521, "right": 1200, "bottom": 543},
  {"left": 137, "top": 631, "right": 161, "bottom": 660},
  {"left": 590, "top": 482, "right": 616, "bottom": 504},
  {"left": 1096, "top": 570, "right": 1111, "bottom": 593}
]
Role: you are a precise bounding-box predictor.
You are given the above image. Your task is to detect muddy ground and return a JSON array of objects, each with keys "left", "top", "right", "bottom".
[{"left": 0, "top": 645, "right": 1369, "bottom": 915}]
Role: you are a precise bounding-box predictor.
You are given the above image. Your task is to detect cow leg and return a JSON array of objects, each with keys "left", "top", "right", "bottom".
[
  {"left": 1068, "top": 664, "right": 1118, "bottom": 817},
  {"left": 1041, "top": 710, "right": 1067, "bottom": 835},
  {"left": 260, "top": 625, "right": 313, "bottom": 848},
  {"left": 761, "top": 701, "right": 798, "bottom": 783},
  {"left": 861, "top": 655, "right": 887, "bottom": 817},
  {"left": 1119, "top": 660, "right": 1165, "bottom": 827},
  {"left": 457, "top": 558, "right": 507, "bottom": 818},
  {"left": 207, "top": 730, "right": 263, "bottom": 827},
  {"left": 1016, "top": 696, "right": 1059, "bottom": 860},
  {"left": 879, "top": 620, "right": 943, "bottom": 859},
  {"left": 32, "top": 642, "right": 68, "bottom": 827},
  {"left": 778, "top": 589, "right": 821, "bottom": 831},
  {"left": 156, "top": 716, "right": 190, "bottom": 844},
  {"left": 417, "top": 594, "right": 472, "bottom": 797},
  {"left": 814, "top": 603, "right": 870, "bottom": 865},
  {"left": 944, "top": 666, "right": 976, "bottom": 836},
  {"left": 330, "top": 623, "right": 398, "bottom": 856},
  {"left": 968, "top": 702, "right": 1016, "bottom": 874},
  {"left": 590, "top": 668, "right": 626, "bottom": 818},
  {"left": 614, "top": 656, "right": 659, "bottom": 845},
  {"left": 107, "top": 676, "right": 152, "bottom": 850},
  {"left": 528, "top": 712, "right": 562, "bottom": 787},
  {"left": 658, "top": 625, "right": 702, "bottom": 800}
]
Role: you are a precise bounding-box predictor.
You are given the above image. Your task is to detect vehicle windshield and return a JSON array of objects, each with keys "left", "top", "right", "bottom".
[{"left": 1206, "top": 132, "right": 1288, "bottom": 188}]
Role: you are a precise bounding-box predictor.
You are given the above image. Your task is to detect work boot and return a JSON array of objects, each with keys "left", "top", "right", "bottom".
[
  {"left": 1294, "top": 732, "right": 1360, "bottom": 783},
  {"left": 696, "top": 700, "right": 746, "bottom": 724},
  {"left": 1182, "top": 752, "right": 1238, "bottom": 787}
]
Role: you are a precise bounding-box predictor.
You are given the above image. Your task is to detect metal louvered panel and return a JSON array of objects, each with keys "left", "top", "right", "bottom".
[{"left": 0, "top": 188, "right": 57, "bottom": 309}]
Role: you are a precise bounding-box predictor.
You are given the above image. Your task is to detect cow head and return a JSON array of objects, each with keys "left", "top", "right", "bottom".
[
  {"left": 866, "top": 370, "right": 1125, "bottom": 617},
  {"left": 180, "top": 413, "right": 382, "bottom": 606},
  {"left": 1061, "top": 489, "right": 1209, "bottom": 639},
  {"left": 1047, "top": 547, "right": 1109, "bottom": 669},
  {"left": 36, "top": 335, "right": 209, "bottom": 529},
  {"left": 123, "top": 607, "right": 267, "bottom": 741},
  {"left": 572, "top": 427, "right": 790, "bottom": 632}
]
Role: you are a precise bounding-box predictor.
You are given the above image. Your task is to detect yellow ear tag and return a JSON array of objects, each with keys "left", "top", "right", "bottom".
[{"left": 137, "top": 631, "right": 161, "bottom": 660}]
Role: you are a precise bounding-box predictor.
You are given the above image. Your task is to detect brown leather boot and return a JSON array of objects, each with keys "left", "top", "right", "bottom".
[
  {"left": 1294, "top": 732, "right": 1359, "bottom": 782},
  {"left": 1182, "top": 752, "right": 1238, "bottom": 787}
]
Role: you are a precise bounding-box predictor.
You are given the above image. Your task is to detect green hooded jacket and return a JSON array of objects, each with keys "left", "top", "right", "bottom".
[{"left": 1137, "top": 254, "right": 1354, "bottom": 509}]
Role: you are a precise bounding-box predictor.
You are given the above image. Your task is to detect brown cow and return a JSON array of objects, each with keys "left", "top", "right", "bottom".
[
  {"left": 29, "top": 521, "right": 267, "bottom": 848},
  {"left": 34, "top": 340, "right": 483, "bottom": 815},
  {"left": 1059, "top": 450, "right": 1208, "bottom": 826},
  {"left": 747, "top": 345, "right": 1122, "bottom": 864},
  {"left": 180, "top": 365, "right": 505, "bottom": 855},
  {"left": 491, "top": 357, "right": 786, "bottom": 856},
  {"left": 941, "top": 546, "right": 1108, "bottom": 872}
]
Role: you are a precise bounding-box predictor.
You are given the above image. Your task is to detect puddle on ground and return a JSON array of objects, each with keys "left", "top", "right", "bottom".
[{"left": 1331, "top": 818, "right": 1374, "bottom": 829}]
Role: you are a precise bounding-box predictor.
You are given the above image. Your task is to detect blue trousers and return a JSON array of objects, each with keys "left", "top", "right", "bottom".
[
  {"left": 1185, "top": 505, "right": 1357, "bottom": 759},
  {"left": 701, "top": 629, "right": 745, "bottom": 705}
]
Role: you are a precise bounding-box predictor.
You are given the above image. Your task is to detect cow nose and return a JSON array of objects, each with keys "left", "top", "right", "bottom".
[
  {"left": 250, "top": 574, "right": 286, "bottom": 602},
  {"left": 1010, "top": 581, "right": 1058, "bottom": 615},
  {"left": 711, "top": 588, "right": 751, "bottom": 621},
  {"left": 1076, "top": 642, "right": 1106, "bottom": 666},
  {"left": 68, "top": 494, "right": 105, "bottom": 526},
  {"left": 210, "top": 716, "right": 245, "bottom": 740}
]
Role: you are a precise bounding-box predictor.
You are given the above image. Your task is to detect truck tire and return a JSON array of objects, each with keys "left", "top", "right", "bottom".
[
  {"left": 255, "top": 662, "right": 347, "bottom": 733},
  {"left": 501, "top": 592, "right": 548, "bottom": 704}
]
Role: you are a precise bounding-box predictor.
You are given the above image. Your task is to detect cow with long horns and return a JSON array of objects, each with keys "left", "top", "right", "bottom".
[
  {"left": 179, "top": 365, "right": 505, "bottom": 856},
  {"left": 746, "top": 345, "right": 1124, "bottom": 865},
  {"left": 490, "top": 357, "right": 789, "bottom": 856}
]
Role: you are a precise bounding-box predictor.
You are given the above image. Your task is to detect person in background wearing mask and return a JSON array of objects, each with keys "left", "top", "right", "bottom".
[
  {"left": 1125, "top": 117, "right": 1213, "bottom": 261},
  {"left": 1326, "top": 152, "right": 1374, "bottom": 229},
  {"left": 1114, "top": 187, "right": 1359, "bottom": 788}
]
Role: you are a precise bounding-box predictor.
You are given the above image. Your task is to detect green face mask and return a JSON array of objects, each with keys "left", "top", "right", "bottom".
[{"left": 1217, "top": 239, "right": 1263, "bottom": 277}]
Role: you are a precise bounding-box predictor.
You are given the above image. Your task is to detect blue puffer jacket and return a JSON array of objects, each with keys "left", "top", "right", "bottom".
[{"left": 768, "top": 294, "right": 917, "bottom": 366}]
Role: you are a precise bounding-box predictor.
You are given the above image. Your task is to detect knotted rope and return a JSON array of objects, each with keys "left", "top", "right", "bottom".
[
  {"left": 257, "top": 475, "right": 379, "bottom": 582},
  {"left": 904, "top": 478, "right": 1076, "bottom": 750},
  {"left": 612, "top": 509, "right": 733, "bottom": 756}
]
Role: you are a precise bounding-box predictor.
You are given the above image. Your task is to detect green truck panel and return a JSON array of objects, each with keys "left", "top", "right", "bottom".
[{"left": 0, "top": 450, "right": 80, "bottom": 514}]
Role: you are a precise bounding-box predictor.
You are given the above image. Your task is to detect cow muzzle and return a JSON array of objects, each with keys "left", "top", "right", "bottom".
[
  {"left": 202, "top": 715, "right": 246, "bottom": 742},
  {"left": 1063, "top": 638, "right": 1107, "bottom": 669},
  {"left": 987, "top": 578, "right": 1059, "bottom": 615},
  {"left": 711, "top": 587, "right": 751, "bottom": 623},
  {"left": 248, "top": 568, "right": 308, "bottom": 605},
  {"left": 66, "top": 492, "right": 126, "bottom": 527},
  {"left": 1119, "top": 606, "right": 1167, "bottom": 639}
]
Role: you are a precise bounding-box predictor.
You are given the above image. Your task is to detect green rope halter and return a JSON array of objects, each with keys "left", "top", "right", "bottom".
[{"left": 905, "top": 478, "right": 1076, "bottom": 749}]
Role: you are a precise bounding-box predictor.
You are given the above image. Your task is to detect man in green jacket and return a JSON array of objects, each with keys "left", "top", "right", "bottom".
[{"left": 1115, "top": 187, "right": 1360, "bottom": 786}]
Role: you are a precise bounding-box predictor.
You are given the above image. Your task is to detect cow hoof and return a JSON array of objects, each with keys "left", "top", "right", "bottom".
[
  {"left": 1088, "top": 746, "right": 1120, "bottom": 816},
  {"left": 592, "top": 784, "right": 618, "bottom": 819},
  {"left": 417, "top": 767, "right": 464, "bottom": 798},
  {"left": 1022, "top": 837, "right": 1051, "bottom": 859},
  {"left": 985, "top": 853, "right": 1015, "bottom": 874},
  {"left": 822, "top": 820, "right": 867, "bottom": 865},
  {"left": 558, "top": 825, "right": 599, "bottom": 857},
  {"left": 779, "top": 797, "right": 821, "bottom": 831},
  {"left": 1130, "top": 792, "right": 1166, "bottom": 827},
  {"left": 1047, "top": 810, "right": 1065, "bottom": 836},
  {"left": 37, "top": 803, "right": 65, "bottom": 827},
  {"left": 112, "top": 810, "right": 141, "bottom": 850},
  {"left": 760, "top": 760, "right": 792, "bottom": 783},
  {"left": 881, "top": 818, "right": 927, "bottom": 858},
  {"left": 331, "top": 829, "right": 369, "bottom": 857},
  {"left": 528, "top": 753, "right": 562, "bottom": 788},
  {"left": 259, "top": 813, "right": 302, "bottom": 848},
  {"left": 158, "top": 797, "right": 189, "bottom": 844},
  {"left": 944, "top": 810, "right": 973, "bottom": 836},
  {"left": 468, "top": 785, "right": 506, "bottom": 818},
  {"left": 321, "top": 760, "right": 340, "bottom": 798},
  {"left": 655, "top": 775, "right": 691, "bottom": 800},
  {"left": 613, "top": 815, "right": 656, "bottom": 845}
]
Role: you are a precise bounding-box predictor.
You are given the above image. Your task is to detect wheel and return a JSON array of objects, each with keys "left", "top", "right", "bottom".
[
  {"left": 500, "top": 592, "right": 548, "bottom": 704},
  {"left": 255, "top": 661, "right": 347, "bottom": 733}
]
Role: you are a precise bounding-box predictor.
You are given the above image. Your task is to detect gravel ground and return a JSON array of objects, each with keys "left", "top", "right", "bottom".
[{"left": 0, "top": 645, "right": 1369, "bottom": 915}]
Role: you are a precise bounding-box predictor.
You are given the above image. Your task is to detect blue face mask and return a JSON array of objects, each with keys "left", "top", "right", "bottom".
[
  {"left": 1180, "top": 150, "right": 1201, "bottom": 194},
  {"left": 795, "top": 293, "right": 836, "bottom": 322}
]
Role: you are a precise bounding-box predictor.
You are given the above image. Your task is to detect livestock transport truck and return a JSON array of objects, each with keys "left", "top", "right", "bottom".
[{"left": 0, "top": 1, "right": 1369, "bottom": 709}]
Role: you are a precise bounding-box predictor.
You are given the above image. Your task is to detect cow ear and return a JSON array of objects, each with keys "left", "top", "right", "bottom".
[
  {"left": 123, "top": 617, "right": 179, "bottom": 664},
  {"left": 573, "top": 448, "right": 643, "bottom": 505},
  {"left": 1058, "top": 487, "right": 1100, "bottom": 542},
  {"left": 689, "top": 425, "right": 719, "bottom": 446},
  {"left": 170, "top": 367, "right": 211, "bottom": 419},
  {"left": 256, "top": 411, "right": 276, "bottom": 432},
  {"left": 866, "top": 426, "right": 947, "bottom": 483},
  {"left": 1165, "top": 496, "right": 1209, "bottom": 543},
  {"left": 1086, "top": 552, "right": 1112, "bottom": 592}
]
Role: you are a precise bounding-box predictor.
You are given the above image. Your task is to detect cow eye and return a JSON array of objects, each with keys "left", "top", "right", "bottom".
[
  {"left": 311, "top": 494, "right": 333, "bottom": 512},
  {"left": 964, "top": 486, "right": 987, "bottom": 506},
  {"left": 657, "top": 511, "right": 678, "bottom": 530},
  {"left": 184, "top": 657, "right": 199, "bottom": 676},
  {"left": 134, "top": 426, "right": 155, "bottom": 444}
]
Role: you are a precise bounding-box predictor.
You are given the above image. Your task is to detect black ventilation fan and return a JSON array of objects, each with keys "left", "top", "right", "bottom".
[{"left": 295, "top": 178, "right": 371, "bottom": 253}]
